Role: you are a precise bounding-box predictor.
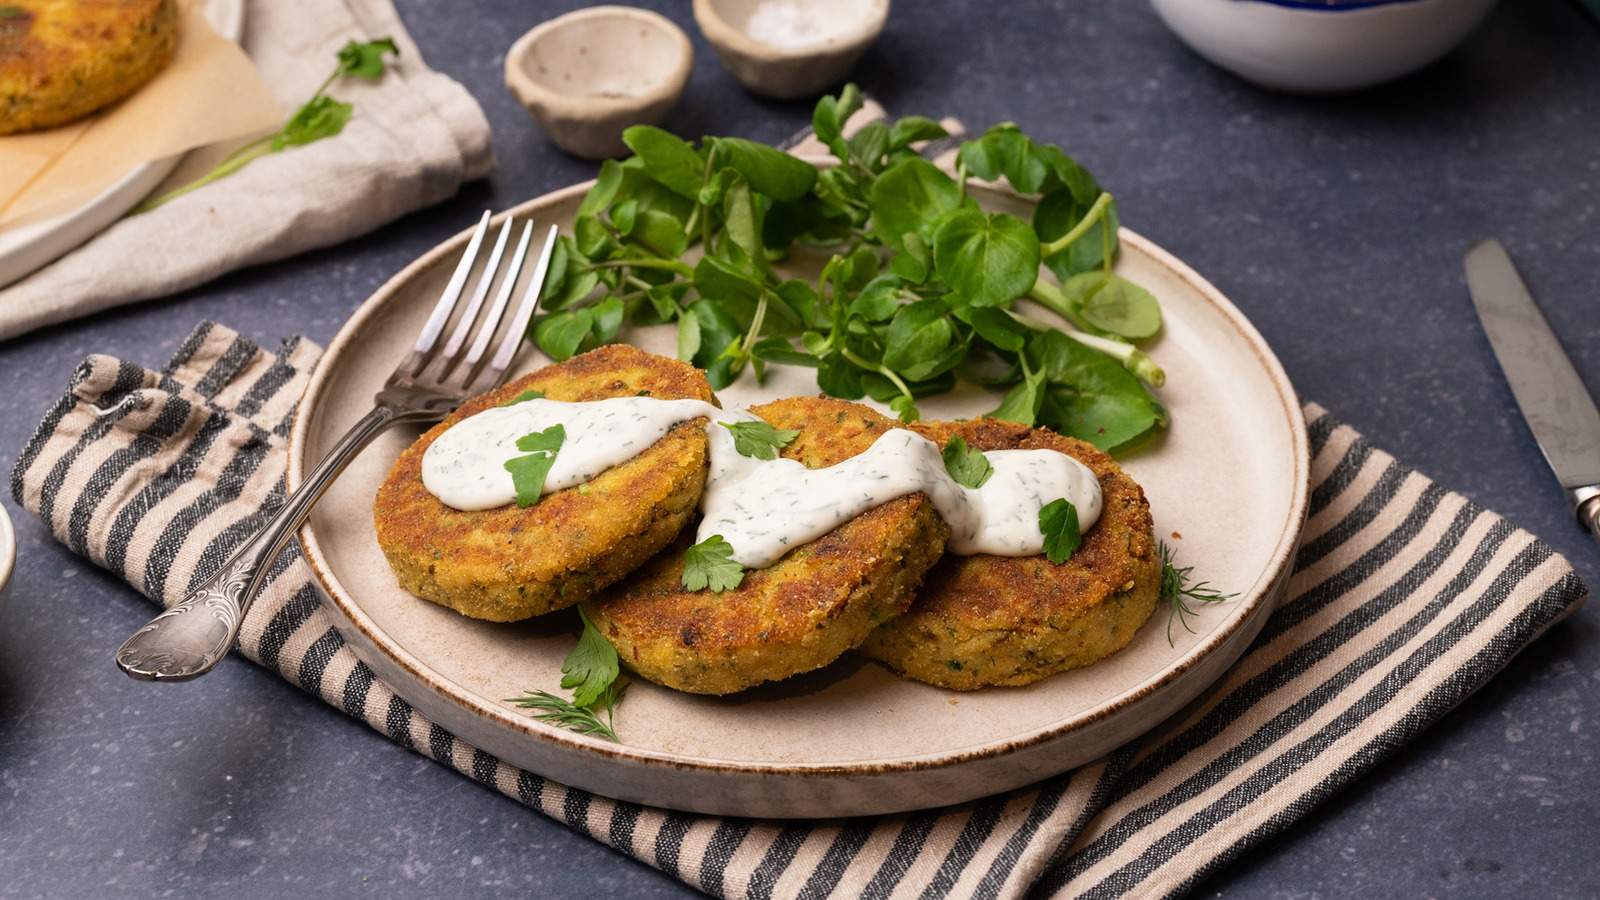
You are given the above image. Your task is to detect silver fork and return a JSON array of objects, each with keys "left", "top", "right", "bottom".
[{"left": 116, "top": 212, "right": 560, "bottom": 682}]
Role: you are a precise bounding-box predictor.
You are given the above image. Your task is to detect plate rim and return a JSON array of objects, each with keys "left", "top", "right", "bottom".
[{"left": 290, "top": 179, "right": 1309, "bottom": 780}]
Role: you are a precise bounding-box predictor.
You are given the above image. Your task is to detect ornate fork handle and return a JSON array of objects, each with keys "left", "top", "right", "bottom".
[{"left": 116, "top": 404, "right": 435, "bottom": 681}]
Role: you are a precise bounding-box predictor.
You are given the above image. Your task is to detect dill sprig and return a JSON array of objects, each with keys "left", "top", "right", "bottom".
[
  {"left": 507, "top": 679, "right": 628, "bottom": 743},
  {"left": 1161, "top": 541, "right": 1236, "bottom": 646}
]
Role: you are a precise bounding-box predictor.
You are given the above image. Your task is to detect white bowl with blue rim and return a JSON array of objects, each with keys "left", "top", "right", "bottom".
[{"left": 1150, "top": 0, "right": 1499, "bottom": 93}]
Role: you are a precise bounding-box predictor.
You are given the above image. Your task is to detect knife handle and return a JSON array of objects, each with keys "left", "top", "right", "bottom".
[{"left": 1579, "top": 494, "right": 1600, "bottom": 556}]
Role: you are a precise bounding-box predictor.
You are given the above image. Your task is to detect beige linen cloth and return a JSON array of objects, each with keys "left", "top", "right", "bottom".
[{"left": 0, "top": 0, "right": 494, "bottom": 342}]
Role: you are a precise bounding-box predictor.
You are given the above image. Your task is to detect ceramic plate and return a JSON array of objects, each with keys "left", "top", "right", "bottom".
[
  {"left": 290, "top": 178, "right": 1309, "bottom": 818},
  {"left": 0, "top": 0, "right": 246, "bottom": 289}
]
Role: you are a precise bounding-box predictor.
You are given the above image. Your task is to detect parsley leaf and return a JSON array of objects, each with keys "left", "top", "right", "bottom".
[
  {"left": 941, "top": 435, "right": 994, "bottom": 489},
  {"left": 1038, "top": 498, "right": 1081, "bottom": 564},
  {"left": 721, "top": 420, "right": 800, "bottom": 461},
  {"left": 131, "top": 38, "right": 398, "bottom": 214},
  {"left": 338, "top": 36, "right": 399, "bottom": 78},
  {"left": 561, "top": 607, "right": 620, "bottom": 707},
  {"left": 682, "top": 535, "right": 745, "bottom": 592},
  {"left": 507, "top": 607, "right": 629, "bottom": 741},
  {"left": 505, "top": 389, "right": 544, "bottom": 405},
  {"left": 503, "top": 424, "right": 564, "bottom": 507}
]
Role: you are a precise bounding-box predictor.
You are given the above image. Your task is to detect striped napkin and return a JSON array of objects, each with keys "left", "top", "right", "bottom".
[{"left": 10, "top": 322, "right": 1586, "bottom": 899}]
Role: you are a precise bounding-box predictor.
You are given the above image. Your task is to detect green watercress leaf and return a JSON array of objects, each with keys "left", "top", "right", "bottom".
[
  {"left": 850, "top": 274, "right": 904, "bottom": 322},
  {"left": 628, "top": 208, "right": 689, "bottom": 258},
  {"left": 991, "top": 362, "right": 1047, "bottom": 426},
  {"left": 721, "top": 420, "right": 800, "bottom": 461},
  {"left": 504, "top": 389, "right": 544, "bottom": 405},
  {"left": 942, "top": 435, "right": 994, "bottom": 489},
  {"left": 621, "top": 125, "right": 704, "bottom": 198},
  {"left": 535, "top": 308, "right": 594, "bottom": 361},
  {"left": 576, "top": 158, "right": 624, "bottom": 218},
  {"left": 961, "top": 306, "right": 1028, "bottom": 352},
  {"left": 888, "top": 116, "right": 948, "bottom": 152},
  {"left": 871, "top": 157, "right": 960, "bottom": 254},
  {"left": 709, "top": 137, "right": 817, "bottom": 201},
  {"left": 1028, "top": 330, "right": 1168, "bottom": 450},
  {"left": 847, "top": 120, "right": 890, "bottom": 170},
  {"left": 933, "top": 208, "right": 1041, "bottom": 307},
  {"left": 1038, "top": 498, "right": 1081, "bottom": 564},
  {"left": 1060, "top": 273, "right": 1162, "bottom": 340},
  {"left": 883, "top": 299, "right": 952, "bottom": 372},
  {"left": 682, "top": 535, "right": 745, "bottom": 592}
]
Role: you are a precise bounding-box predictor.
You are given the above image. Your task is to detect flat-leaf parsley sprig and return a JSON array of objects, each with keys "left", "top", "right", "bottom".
[
  {"left": 721, "top": 419, "right": 799, "bottom": 460},
  {"left": 682, "top": 534, "right": 745, "bottom": 592},
  {"left": 507, "top": 607, "right": 628, "bottom": 742},
  {"left": 503, "top": 424, "right": 565, "bottom": 507},
  {"left": 132, "top": 38, "right": 400, "bottom": 214},
  {"left": 1160, "top": 541, "right": 1236, "bottom": 645}
]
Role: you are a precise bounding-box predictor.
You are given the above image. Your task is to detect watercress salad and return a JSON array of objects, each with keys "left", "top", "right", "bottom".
[{"left": 527, "top": 85, "right": 1168, "bottom": 452}]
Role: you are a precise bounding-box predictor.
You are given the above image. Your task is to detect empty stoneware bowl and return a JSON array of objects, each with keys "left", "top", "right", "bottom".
[
  {"left": 505, "top": 6, "right": 693, "bottom": 160},
  {"left": 694, "top": 0, "right": 889, "bottom": 99},
  {"left": 1150, "top": 0, "right": 1499, "bottom": 93}
]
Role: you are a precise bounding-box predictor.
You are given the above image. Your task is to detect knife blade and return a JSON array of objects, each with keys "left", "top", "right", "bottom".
[{"left": 1465, "top": 238, "right": 1600, "bottom": 551}]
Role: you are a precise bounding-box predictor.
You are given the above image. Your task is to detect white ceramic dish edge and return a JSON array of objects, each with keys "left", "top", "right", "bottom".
[{"left": 0, "top": 0, "right": 246, "bottom": 289}]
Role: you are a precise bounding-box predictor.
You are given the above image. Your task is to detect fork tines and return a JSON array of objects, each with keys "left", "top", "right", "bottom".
[{"left": 402, "top": 212, "right": 560, "bottom": 395}]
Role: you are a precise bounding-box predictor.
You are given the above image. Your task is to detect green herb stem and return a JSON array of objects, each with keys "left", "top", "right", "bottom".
[
  {"left": 1040, "top": 191, "right": 1114, "bottom": 259},
  {"left": 1026, "top": 277, "right": 1100, "bottom": 334},
  {"left": 131, "top": 140, "right": 275, "bottom": 214},
  {"left": 588, "top": 258, "right": 695, "bottom": 278},
  {"left": 1005, "top": 308, "right": 1165, "bottom": 386},
  {"left": 1067, "top": 330, "right": 1165, "bottom": 387}
]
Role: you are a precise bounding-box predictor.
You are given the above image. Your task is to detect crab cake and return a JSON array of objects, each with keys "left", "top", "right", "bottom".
[
  {"left": 1, "top": 0, "right": 178, "bottom": 135},
  {"left": 374, "top": 345, "right": 718, "bottom": 622},
  {"left": 583, "top": 397, "right": 952, "bottom": 695},
  {"left": 859, "top": 419, "right": 1160, "bottom": 690}
]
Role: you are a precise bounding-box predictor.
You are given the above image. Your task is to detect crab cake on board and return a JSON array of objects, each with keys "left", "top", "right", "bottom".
[
  {"left": 859, "top": 419, "right": 1160, "bottom": 690},
  {"left": 0, "top": 0, "right": 179, "bottom": 135},
  {"left": 374, "top": 345, "right": 718, "bottom": 623},
  {"left": 583, "top": 397, "right": 952, "bottom": 696}
]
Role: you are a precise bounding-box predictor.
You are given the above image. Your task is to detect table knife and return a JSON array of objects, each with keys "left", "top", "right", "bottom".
[{"left": 1465, "top": 238, "right": 1600, "bottom": 553}]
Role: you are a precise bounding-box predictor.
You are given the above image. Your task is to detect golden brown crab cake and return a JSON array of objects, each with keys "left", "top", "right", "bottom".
[
  {"left": 373, "top": 345, "right": 718, "bottom": 622},
  {"left": 0, "top": 0, "right": 179, "bottom": 135},
  {"left": 858, "top": 419, "right": 1160, "bottom": 690},
  {"left": 583, "top": 397, "right": 951, "bottom": 695}
]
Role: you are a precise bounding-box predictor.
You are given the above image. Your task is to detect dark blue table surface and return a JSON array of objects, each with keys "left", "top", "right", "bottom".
[{"left": 3, "top": 0, "right": 1598, "bottom": 896}]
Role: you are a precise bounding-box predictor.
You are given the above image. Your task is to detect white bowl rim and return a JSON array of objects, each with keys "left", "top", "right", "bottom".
[{"left": 693, "top": 0, "right": 889, "bottom": 60}]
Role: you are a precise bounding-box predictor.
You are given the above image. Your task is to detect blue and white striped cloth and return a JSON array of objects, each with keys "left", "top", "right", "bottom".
[{"left": 11, "top": 322, "right": 1585, "bottom": 899}]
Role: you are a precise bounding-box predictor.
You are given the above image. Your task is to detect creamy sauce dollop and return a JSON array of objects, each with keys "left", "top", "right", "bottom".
[{"left": 421, "top": 397, "right": 1102, "bottom": 569}]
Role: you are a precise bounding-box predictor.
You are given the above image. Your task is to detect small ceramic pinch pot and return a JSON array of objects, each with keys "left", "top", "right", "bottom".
[
  {"left": 694, "top": 0, "right": 889, "bottom": 100},
  {"left": 505, "top": 6, "right": 693, "bottom": 160},
  {"left": 1150, "top": 0, "right": 1499, "bottom": 93}
]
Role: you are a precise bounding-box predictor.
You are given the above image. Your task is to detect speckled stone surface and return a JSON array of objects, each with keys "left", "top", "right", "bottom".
[{"left": 1, "top": 0, "right": 1597, "bottom": 896}]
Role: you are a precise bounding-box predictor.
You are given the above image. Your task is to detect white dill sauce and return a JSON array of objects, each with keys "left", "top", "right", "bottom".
[{"left": 421, "top": 397, "right": 1102, "bottom": 569}]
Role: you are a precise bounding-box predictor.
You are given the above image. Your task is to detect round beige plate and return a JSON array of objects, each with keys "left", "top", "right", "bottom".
[{"left": 289, "top": 179, "right": 1309, "bottom": 818}]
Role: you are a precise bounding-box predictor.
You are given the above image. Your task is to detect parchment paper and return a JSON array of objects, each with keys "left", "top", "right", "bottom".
[{"left": 0, "top": 0, "right": 281, "bottom": 232}]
